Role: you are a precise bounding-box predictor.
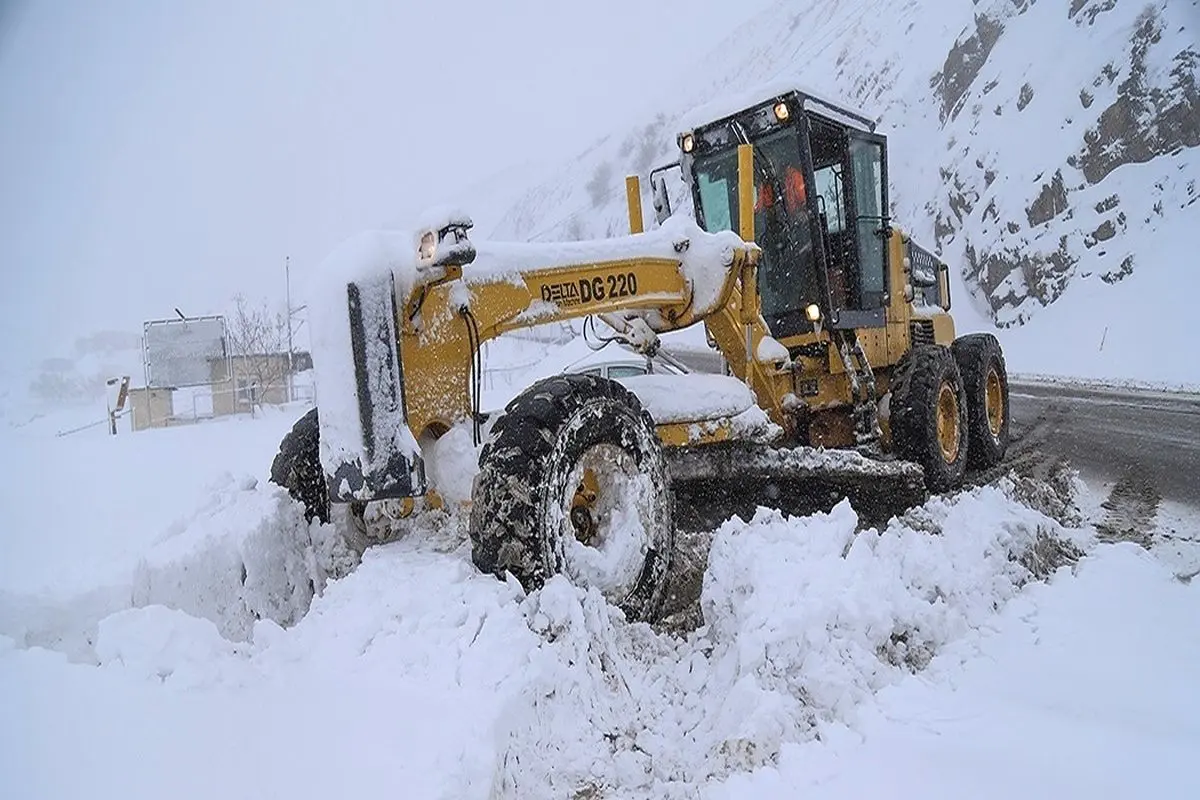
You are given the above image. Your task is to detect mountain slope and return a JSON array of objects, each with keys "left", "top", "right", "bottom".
[{"left": 484, "top": 0, "right": 1200, "bottom": 384}]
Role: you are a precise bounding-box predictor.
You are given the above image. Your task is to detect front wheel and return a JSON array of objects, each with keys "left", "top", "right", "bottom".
[{"left": 469, "top": 374, "right": 674, "bottom": 622}]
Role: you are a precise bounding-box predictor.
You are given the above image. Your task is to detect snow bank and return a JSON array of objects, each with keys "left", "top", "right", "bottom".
[
  {"left": 491, "top": 481, "right": 1087, "bottom": 798},
  {"left": 95, "top": 606, "right": 249, "bottom": 688},
  {"left": 1, "top": 388, "right": 1113, "bottom": 800},
  {"left": 129, "top": 474, "right": 357, "bottom": 642},
  {"left": 0, "top": 407, "right": 305, "bottom": 596},
  {"left": 0, "top": 464, "right": 1133, "bottom": 800},
  {"left": 706, "top": 543, "right": 1200, "bottom": 799},
  {"left": 0, "top": 475, "right": 358, "bottom": 662}
]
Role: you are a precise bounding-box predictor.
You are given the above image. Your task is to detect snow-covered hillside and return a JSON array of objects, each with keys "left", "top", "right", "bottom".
[{"left": 486, "top": 0, "right": 1199, "bottom": 384}]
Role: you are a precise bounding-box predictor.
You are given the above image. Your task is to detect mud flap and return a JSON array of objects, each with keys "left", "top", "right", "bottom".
[{"left": 326, "top": 275, "right": 426, "bottom": 503}]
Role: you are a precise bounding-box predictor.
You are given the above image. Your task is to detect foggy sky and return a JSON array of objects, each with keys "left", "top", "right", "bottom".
[{"left": 0, "top": 0, "right": 773, "bottom": 365}]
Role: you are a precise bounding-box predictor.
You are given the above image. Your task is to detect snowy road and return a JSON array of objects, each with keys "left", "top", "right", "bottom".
[
  {"left": 664, "top": 346, "right": 1200, "bottom": 508},
  {"left": 1008, "top": 381, "right": 1200, "bottom": 507}
]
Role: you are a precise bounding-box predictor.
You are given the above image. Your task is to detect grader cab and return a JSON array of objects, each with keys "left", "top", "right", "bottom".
[{"left": 271, "top": 87, "right": 1011, "bottom": 621}]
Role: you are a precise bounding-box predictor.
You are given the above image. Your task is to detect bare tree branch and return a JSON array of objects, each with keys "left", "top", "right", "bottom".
[{"left": 226, "top": 295, "right": 291, "bottom": 405}]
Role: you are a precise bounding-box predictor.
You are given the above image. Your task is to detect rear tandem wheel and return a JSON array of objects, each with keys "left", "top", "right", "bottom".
[{"left": 952, "top": 333, "right": 1011, "bottom": 469}]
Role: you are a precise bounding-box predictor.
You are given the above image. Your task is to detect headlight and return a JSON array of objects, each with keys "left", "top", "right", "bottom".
[
  {"left": 773, "top": 101, "right": 790, "bottom": 121},
  {"left": 681, "top": 133, "right": 695, "bottom": 154},
  {"left": 418, "top": 231, "right": 437, "bottom": 262},
  {"left": 805, "top": 303, "right": 821, "bottom": 322}
]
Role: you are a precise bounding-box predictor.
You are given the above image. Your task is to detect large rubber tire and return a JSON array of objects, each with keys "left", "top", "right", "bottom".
[
  {"left": 270, "top": 408, "right": 330, "bottom": 523},
  {"left": 270, "top": 408, "right": 369, "bottom": 575},
  {"left": 469, "top": 374, "right": 674, "bottom": 622},
  {"left": 889, "top": 345, "right": 969, "bottom": 493},
  {"left": 952, "top": 333, "right": 1011, "bottom": 469}
]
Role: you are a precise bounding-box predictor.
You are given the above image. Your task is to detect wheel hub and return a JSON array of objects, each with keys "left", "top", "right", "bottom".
[
  {"left": 570, "top": 468, "right": 599, "bottom": 544},
  {"left": 985, "top": 367, "right": 1004, "bottom": 437},
  {"left": 936, "top": 382, "right": 961, "bottom": 463},
  {"left": 560, "top": 443, "right": 655, "bottom": 604}
]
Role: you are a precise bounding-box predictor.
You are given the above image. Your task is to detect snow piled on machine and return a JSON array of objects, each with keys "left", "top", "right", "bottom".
[
  {"left": 471, "top": 215, "right": 747, "bottom": 317},
  {"left": 306, "top": 229, "right": 425, "bottom": 491},
  {"left": 304, "top": 209, "right": 749, "bottom": 497}
]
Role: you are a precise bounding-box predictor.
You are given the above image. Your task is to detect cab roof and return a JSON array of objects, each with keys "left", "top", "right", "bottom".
[{"left": 679, "top": 79, "right": 877, "bottom": 135}]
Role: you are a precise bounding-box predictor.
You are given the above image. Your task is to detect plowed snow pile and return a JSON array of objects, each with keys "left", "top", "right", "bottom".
[
  {"left": 3, "top": 408, "right": 1197, "bottom": 798},
  {"left": 493, "top": 486, "right": 1083, "bottom": 798},
  {"left": 7, "top": 446, "right": 1131, "bottom": 800}
]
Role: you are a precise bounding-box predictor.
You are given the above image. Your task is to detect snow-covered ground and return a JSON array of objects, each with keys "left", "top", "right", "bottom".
[{"left": 2, "top": 407, "right": 1196, "bottom": 799}]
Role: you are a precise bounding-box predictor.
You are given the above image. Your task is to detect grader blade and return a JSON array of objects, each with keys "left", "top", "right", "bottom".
[{"left": 665, "top": 442, "right": 927, "bottom": 532}]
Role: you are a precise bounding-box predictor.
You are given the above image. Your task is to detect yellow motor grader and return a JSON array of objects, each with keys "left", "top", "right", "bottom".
[{"left": 271, "top": 87, "right": 1010, "bottom": 621}]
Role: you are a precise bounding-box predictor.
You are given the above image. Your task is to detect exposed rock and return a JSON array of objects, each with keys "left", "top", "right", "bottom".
[
  {"left": 1070, "top": 0, "right": 1121, "bottom": 27},
  {"left": 1026, "top": 170, "right": 1069, "bottom": 227},
  {"left": 965, "top": 235, "right": 1078, "bottom": 322},
  {"left": 1017, "top": 82, "right": 1035, "bottom": 111},
  {"left": 934, "top": 212, "right": 956, "bottom": 248},
  {"left": 948, "top": 186, "right": 976, "bottom": 223},
  {"left": 983, "top": 198, "right": 998, "bottom": 222},
  {"left": 1101, "top": 255, "right": 1134, "bottom": 284},
  {"left": 932, "top": 14, "right": 1005, "bottom": 122},
  {"left": 1084, "top": 219, "right": 1116, "bottom": 247},
  {"left": 934, "top": 166, "right": 981, "bottom": 249},
  {"left": 1075, "top": 9, "right": 1200, "bottom": 184},
  {"left": 1094, "top": 194, "right": 1120, "bottom": 213},
  {"left": 1080, "top": 88, "right": 1094, "bottom": 108}
]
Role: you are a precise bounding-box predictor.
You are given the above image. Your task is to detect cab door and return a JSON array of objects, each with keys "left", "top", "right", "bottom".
[{"left": 838, "top": 131, "right": 889, "bottom": 328}]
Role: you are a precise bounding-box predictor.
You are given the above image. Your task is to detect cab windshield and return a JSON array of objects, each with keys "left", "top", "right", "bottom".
[{"left": 692, "top": 127, "right": 819, "bottom": 330}]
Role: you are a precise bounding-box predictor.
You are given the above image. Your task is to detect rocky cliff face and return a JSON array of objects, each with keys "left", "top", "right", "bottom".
[
  {"left": 487, "top": 0, "right": 1198, "bottom": 329},
  {"left": 926, "top": 0, "right": 1198, "bottom": 325}
]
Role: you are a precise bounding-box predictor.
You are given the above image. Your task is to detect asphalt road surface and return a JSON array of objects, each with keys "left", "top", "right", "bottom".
[
  {"left": 663, "top": 346, "right": 1200, "bottom": 508},
  {"left": 1007, "top": 380, "right": 1200, "bottom": 508}
]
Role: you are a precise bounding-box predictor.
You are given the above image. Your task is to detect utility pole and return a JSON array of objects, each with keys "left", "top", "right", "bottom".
[{"left": 286, "top": 256, "right": 294, "bottom": 403}]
